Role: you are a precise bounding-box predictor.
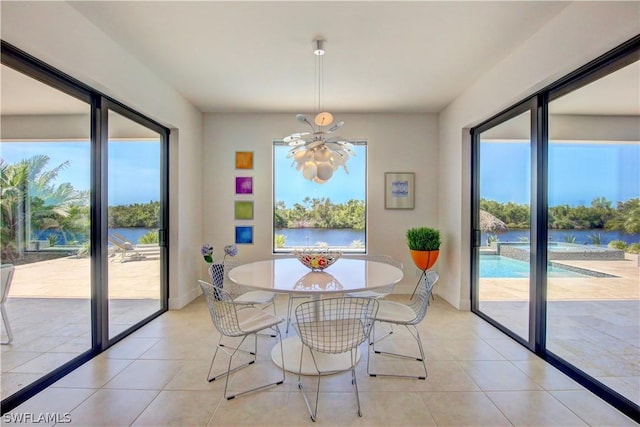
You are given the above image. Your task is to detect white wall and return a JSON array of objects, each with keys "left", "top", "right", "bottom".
[
  {"left": 1, "top": 1, "right": 204, "bottom": 309},
  {"left": 202, "top": 113, "right": 438, "bottom": 294},
  {"left": 438, "top": 1, "right": 640, "bottom": 309}
]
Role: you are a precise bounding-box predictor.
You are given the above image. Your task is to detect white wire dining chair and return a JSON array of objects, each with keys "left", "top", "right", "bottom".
[
  {"left": 295, "top": 297, "right": 379, "bottom": 422},
  {"left": 366, "top": 270, "right": 439, "bottom": 380},
  {"left": 345, "top": 255, "right": 402, "bottom": 343},
  {"left": 209, "top": 259, "right": 277, "bottom": 315},
  {"left": 285, "top": 292, "right": 309, "bottom": 334},
  {"left": 198, "top": 280, "right": 285, "bottom": 400}
]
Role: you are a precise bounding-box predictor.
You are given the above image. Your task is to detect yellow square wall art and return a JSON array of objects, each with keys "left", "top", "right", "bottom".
[{"left": 235, "top": 151, "right": 253, "bottom": 169}]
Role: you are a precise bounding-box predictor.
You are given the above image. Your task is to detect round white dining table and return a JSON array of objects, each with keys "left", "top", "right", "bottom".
[{"left": 228, "top": 257, "right": 404, "bottom": 374}]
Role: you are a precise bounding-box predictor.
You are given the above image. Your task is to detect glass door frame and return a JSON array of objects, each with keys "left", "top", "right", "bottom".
[
  {"left": 470, "top": 97, "right": 545, "bottom": 353},
  {"left": 1, "top": 40, "right": 169, "bottom": 413},
  {"left": 470, "top": 35, "right": 640, "bottom": 422},
  {"left": 99, "top": 99, "right": 169, "bottom": 347}
]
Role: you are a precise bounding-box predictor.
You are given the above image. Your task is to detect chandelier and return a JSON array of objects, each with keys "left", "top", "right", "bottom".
[{"left": 284, "top": 38, "right": 355, "bottom": 184}]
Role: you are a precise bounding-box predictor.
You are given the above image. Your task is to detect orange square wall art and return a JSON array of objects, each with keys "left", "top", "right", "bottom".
[{"left": 235, "top": 151, "right": 254, "bottom": 169}]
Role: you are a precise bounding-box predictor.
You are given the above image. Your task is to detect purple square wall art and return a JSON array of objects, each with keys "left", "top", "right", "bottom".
[{"left": 235, "top": 177, "right": 253, "bottom": 194}]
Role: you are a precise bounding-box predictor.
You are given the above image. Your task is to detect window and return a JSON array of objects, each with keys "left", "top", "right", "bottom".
[{"left": 273, "top": 141, "right": 367, "bottom": 252}]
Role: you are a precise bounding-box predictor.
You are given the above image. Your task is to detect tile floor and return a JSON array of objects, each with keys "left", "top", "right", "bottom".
[
  {"left": 5, "top": 295, "right": 638, "bottom": 426},
  {"left": 0, "top": 298, "right": 160, "bottom": 400}
]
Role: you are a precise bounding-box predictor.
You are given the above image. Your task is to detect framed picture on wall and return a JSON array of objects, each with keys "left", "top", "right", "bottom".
[
  {"left": 235, "top": 151, "right": 254, "bottom": 169},
  {"left": 235, "top": 176, "right": 253, "bottom": 194},
  {"left": 234, "top": 201, "right": 254, "bottom": 220},
  {"left": 385, "top": 172, "right": 415, "bottom": 209},
  {"left": 235, "top": 226, "right": 254, "bottom": 244}
]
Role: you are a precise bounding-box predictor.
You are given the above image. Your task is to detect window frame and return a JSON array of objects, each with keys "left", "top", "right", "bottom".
[{"left": 272, "top": 139, "right": 368, "bottom": 254}]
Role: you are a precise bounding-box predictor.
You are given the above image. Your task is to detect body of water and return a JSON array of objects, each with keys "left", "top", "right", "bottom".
[
  {"left": 275, "top": 228, "right": 365, "bottom": 247},
  {"left": 482, "top": 229, "right": 639, "bottom": 246},
  {"left": 109, "top": 228, "right": 156, "bottom": 244},
  {"left": 47, "top": 227, "right": 638, "bottom": 248},
  {"left": 277, "top": 228, "right": 635, "bottom": 249}
]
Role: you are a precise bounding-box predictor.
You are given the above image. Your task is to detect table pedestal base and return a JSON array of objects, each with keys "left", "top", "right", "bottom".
[{"left": 272, "top": 336, "right": 361, "bottom": 375}]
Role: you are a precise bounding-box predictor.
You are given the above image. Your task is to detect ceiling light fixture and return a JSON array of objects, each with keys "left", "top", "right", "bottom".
[{"left": 284, "top": 37, "right": 355, "bottom": 184}]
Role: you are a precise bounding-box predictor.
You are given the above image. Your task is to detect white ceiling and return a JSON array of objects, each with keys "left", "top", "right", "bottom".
[
  {"left": 1, "top": 1, "right": 638, "bottom": 117},
  {"left": 68, "top": 1, "right": 568, "bottom": 113}
]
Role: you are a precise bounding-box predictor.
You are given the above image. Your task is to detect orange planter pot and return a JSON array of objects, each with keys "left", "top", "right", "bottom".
[{"left": 410, "top": 249, "right": 439, "bottom": 271}]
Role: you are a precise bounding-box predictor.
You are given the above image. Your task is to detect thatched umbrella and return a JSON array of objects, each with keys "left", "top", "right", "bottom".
[{"left": 480, "top": 209, "right": 508, "bottom": 234}]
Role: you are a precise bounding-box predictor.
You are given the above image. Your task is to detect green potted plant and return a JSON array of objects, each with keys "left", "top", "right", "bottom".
[{"left": 406, "top": 226, "right": 441, "bottom": 271}]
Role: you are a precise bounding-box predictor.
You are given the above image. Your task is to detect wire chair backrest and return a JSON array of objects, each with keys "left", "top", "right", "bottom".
[
  {"left": 208, "top": 259, "right": 243, "bottom": 298},
  {"left": 1, "top": 264, "right": 14, "bottom": 304},
  {"left": 198, "top": 280, "right": 245, "bottom": 337},
  {"left": 407, "top": 271, "right": 439, "bottom": 325},
  {"left": 295, "top": 297, "right": 379, "bottom": 355}
]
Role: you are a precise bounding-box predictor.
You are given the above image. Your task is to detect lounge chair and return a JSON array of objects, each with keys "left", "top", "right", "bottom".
[{"left": 108, "top": 236, "right": 160, "bottom": 262}]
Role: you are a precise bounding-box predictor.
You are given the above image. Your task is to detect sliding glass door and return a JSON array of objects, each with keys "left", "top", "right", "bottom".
[
  {"left": 546, "top": 59, "right": 640, "bottom": 407},
  {"left": 106, "top": 108, "right": 164, "bottom": 339},
  {"left": 0, "top": 63, "right": 93, "bottom": 402},
  {"left": 474, "top": 108, "right": 532, "bottom": 343},
  {"left": 471, "top": 36, "right": 639, "bottom": 419},
  {"left": 0, "top": 41, "right": 168, "bottom": 413}
]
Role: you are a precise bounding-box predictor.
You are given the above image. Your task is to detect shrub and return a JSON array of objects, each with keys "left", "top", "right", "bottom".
[
  {"left": 350, "top": 239, "right": 364, "bottom": 248},
  {"left": 274, "top": 234, "right": 286, "bottom": 248},
  {"left": 627, "top": 243, "right": 640, "bottom": 254},
  {"left": 608, "top": 240, "right": 628, "bottom": 250},
  {"left": 588, "top": 232, "right": 602, "bottom": 245},
  {"left": 139, "top": 230, "right": 159, "bottom": 244},
  {"left": 77, "top": 241, "right": 90, "bottom": 258}
]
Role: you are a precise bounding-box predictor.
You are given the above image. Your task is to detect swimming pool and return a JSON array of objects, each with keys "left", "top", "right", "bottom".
[
  {"left": 479, "top": 255, "right": 589, "bottom": 278},
  {"left": 498, "top": 242, "right": 624, "bottom": 262}
]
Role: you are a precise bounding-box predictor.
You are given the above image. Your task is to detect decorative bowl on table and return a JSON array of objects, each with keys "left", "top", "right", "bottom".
[{"left": 293, "top": 248, "right": 342, "bottom": 271}]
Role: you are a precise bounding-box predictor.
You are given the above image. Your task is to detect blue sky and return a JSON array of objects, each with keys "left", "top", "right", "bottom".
[
  {"left": 480, "top": 141, "right": 639, "bottom": 206},
  {"left": 1, "top": 140, "right": 637, "bottom": 207},
  {"left": 1, "top": 140, "right": 159, "bottom": 205}
]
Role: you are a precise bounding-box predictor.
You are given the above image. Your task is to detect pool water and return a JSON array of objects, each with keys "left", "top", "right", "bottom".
[
  {"left": 480, "top": 255, "right": 588, "bottom": 278},
  {"left": 510, "top": 243, "right": 615, "bottom": 253}
]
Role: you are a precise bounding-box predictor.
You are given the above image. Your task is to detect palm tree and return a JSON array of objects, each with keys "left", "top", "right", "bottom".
[{"left": 1, "top": 155, "right": 86, "bottom": 259}]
